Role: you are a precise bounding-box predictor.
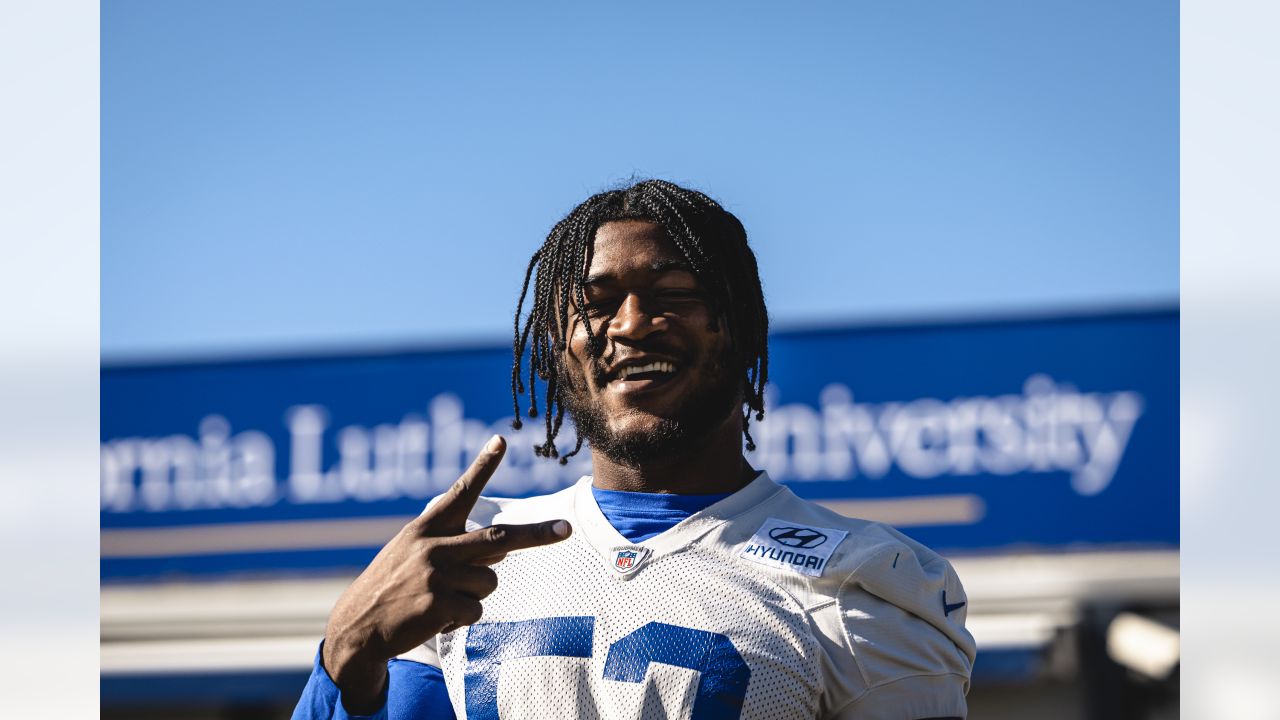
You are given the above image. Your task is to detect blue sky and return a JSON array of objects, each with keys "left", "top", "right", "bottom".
[{"left": 102, "top": 0, "right": 1177, "bottom": 358}]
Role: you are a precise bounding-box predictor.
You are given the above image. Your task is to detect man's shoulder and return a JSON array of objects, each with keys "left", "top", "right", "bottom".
[
  {"left": 712, "top": 482, "right": 975, "bottom": 714},
  {"left": 718, "top": 481, "right": 973, "bottom": 646},
  {"left": 720, "top": 483, "right": 948, "bottom": 589}
]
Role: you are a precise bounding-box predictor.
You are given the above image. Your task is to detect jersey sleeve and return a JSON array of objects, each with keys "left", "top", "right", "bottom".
[
  {"left": 291, "top": 642, "right": 388, "bottom": 720},
  {"left": 824, "top": 541, "right": 976, "bottom": 719},
  {"left": 387, "top": 658, "right": 456, "bottom": 720},
  {"left": 291, "top": 640, "right": 456, "bottom": 720}
]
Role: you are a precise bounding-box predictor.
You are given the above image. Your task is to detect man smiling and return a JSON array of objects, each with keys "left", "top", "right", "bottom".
[
  {"left": 551, "top": 218, "right": 757, "bottom": 488},
  {"left": 293, "top": 179, "right": 976, "bottom": 719}
]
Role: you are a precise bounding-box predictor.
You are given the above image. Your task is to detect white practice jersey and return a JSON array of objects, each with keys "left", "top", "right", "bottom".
[{"left": 401, "top": 472, "right": 976, "bottom": 720}]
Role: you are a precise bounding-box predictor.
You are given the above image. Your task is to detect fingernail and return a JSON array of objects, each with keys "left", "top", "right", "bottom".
[
  {"left": 551, "top": 520, "right": 571, "bottom": 538},
  {"left": 485, "top": 435, "right": 502, "bottom": 452}
]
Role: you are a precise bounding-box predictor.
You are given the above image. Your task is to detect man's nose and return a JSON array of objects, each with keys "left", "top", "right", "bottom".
[{"left": 606, "top": 293, "right": 666, "bottom": 342}]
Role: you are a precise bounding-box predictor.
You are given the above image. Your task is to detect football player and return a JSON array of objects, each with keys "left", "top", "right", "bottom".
[{"left": 293, "top": 180, "right": 975, "bottom": 719}]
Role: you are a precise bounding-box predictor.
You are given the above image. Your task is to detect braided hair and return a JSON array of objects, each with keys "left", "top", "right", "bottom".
[{"left": 510, "top": 179, "right": 769, "bottom": 464}]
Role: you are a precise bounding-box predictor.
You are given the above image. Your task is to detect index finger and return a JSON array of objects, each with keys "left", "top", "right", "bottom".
[
  {"left": 419, "top": 435, "right": 506, "bottom": 532},
  {"left": 446, "top": 520, "right": 573, "bottom": 559}
]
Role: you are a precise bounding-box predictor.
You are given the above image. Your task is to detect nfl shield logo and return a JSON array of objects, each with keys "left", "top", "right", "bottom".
[
  {"left": 615, "top": 550, "right": 637, "bottom": 570},
  {"left": 609, "top": 546, "right": 649, "bottom": 577}
]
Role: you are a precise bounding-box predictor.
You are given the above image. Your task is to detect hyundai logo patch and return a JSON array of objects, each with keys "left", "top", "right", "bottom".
[
  {"left": 740, "top": 518, "right": 849, "bottom": 577},
  {"left": 768, "top": 526, "right": 829, "bottom": 549}
]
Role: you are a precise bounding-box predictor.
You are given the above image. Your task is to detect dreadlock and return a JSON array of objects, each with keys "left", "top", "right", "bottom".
[{"left": 510, "top": 179, "right": 770, "bottom": 464}]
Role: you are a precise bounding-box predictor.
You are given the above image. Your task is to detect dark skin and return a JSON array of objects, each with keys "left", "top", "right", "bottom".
[
  {"left": 321, "top": 436, "right": 571, "bottom": 713},
  {"left": 322, "top": 219, "right": 754, "bottom": 713},
  {"left": 565, "top": 219, "right": 758, "bottom": 494}
]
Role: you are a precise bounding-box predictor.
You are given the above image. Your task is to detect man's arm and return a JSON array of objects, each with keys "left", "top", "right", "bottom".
[
  {"left": 292, "top": 642, "right": 455, "bottom": 720},
  {"left": 825, "top": 542, "right": 977, "bottom": 719},
  {"left": 304, "top": 435, "right": 572, "bottom": 714}
]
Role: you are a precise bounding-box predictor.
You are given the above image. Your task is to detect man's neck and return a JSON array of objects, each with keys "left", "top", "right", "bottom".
[{"left": 589, "top": 415, "right": 758, "bottom": 495}]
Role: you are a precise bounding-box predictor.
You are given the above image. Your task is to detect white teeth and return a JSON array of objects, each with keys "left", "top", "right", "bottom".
[{"left": 617, "top": 361, "right": 676, "bottom": 380}]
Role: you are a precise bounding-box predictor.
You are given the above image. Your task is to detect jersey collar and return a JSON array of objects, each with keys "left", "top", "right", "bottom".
[{"left": 571, "top": 471, "right": 786, "bottom": 570}]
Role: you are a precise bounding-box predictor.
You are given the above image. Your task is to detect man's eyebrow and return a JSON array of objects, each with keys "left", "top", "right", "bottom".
[
  {"left": 649, "top": 259, "right": 694, "bottom": 274},
  {"left": 582, "top": 259, "right": 695, "bottom": 287}
]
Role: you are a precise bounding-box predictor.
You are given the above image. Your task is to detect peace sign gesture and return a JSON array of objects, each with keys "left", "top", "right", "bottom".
[{"left": 321, "top": 435, "right": 572, "bottom": 713}]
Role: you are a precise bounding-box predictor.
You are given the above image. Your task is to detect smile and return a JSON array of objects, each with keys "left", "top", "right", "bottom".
[
  {"left": 606, "top": 359, "right": 680, "bottom": 393},
  {"left": 616, "top": 361, "right": 676, "bottom": 380}
]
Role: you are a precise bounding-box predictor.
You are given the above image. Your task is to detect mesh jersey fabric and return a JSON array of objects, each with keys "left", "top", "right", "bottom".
[{"left": 399, "top": 472, "right": 976, "bottom": 719}]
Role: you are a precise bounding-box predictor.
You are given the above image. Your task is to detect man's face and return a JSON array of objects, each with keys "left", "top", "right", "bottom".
[{"left": 558, "top": 220, "right": 742, "bottom": 464}]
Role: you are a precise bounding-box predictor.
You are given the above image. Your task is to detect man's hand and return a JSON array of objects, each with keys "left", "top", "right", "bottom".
[{"left": 321, "top": 435, "right": 572, "bottom": 713}]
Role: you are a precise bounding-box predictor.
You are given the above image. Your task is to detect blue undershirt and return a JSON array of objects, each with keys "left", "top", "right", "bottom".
[{"left": 589, "top": 485, "right": 733, "bottom": 542}]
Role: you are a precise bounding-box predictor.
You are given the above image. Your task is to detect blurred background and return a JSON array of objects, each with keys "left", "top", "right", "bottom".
[{"left": 100, "top": 2, "right": 1178, "bottom": 718}]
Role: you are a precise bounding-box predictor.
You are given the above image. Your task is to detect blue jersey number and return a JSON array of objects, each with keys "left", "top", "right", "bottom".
[{"left": 464, "top": 617, "right": 750, "bottom": 720}]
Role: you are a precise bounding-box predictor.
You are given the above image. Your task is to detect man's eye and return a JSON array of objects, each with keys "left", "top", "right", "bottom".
[
  {"left": 658, "top": 289, "right": 703, "bottom": 302},
  {"left": 582, "top": 300, "right": 618, "bottom": 317},
  {"left": 579, "top": 290, "right": 702, "bottom": 318}
]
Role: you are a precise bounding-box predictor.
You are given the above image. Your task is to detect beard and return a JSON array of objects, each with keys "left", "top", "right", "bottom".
[{"left": 558, "top": 347, "right": 743, "bottom": 467}]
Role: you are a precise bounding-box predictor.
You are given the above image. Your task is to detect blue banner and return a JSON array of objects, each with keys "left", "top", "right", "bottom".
[{"left": 101, "top": 308, "right": 1178, "bottom": 580}]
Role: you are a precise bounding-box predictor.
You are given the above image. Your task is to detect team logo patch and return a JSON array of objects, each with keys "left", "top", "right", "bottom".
[
  {"left": 609, "top": 545, "right": 650, "bottom": 577},
  {"left": 740, "top": 517, "right": 848, "bottom": 577}
]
